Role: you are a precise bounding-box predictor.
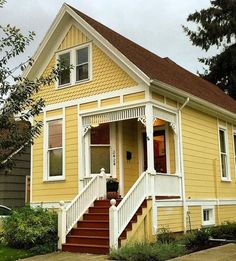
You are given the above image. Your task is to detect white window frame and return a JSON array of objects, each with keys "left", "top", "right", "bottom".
[
  {"left": 75, "top": 45, "right": 90, "bottom": 83},
  {"left": 233, "top": 131, "right": 236, "bottom": 176},
  {"left": 44, "top": 114, "right": 65, "bottom": 182},
  {"left": 218, "top": 126, "right": 231, "bottom": 181},
  {"left": 57, "top": 50, "right": 72, "bottom": 88},
  {"left": 201, "top": 206, "right": 215, "bottom": 227},
  {"left": 85, "top": 123, "right": 116, "bottom": 178},
  {"left": 56, "top": 42, "right": 92, "bottom": 89}
]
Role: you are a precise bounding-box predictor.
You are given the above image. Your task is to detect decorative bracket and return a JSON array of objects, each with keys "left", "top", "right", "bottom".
[
  {"left": 82, "top": 125, "right": 91, "bottom": 136},
  {"left": 169, "top": 122, "right": 177, "bottom": 134},
  {"left": 138, "top": 116, "right": 146, "bottom": 126}
]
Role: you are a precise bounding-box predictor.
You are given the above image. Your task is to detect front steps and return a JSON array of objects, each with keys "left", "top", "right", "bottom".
[{"left": 62, "top": 198, "right": 147, "bottom": 254}]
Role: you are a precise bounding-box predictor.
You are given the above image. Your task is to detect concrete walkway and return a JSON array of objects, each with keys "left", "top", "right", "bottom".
[
  {"left": 172, "top": 243, "right": 236, "bottom": 261},
  {"left": 20, "top": 252, "right": 109, "bottom": 261},
  {"left": 21, "top": 243, "right": 236, "bottom": 261}
]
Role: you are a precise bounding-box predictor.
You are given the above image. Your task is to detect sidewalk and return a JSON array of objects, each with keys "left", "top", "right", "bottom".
[
  {"left": 172, "top": 243, "right": 236, "bottom": 261},
  {"left": 21, "top": 252, "right": 108, "bottom": 261}
]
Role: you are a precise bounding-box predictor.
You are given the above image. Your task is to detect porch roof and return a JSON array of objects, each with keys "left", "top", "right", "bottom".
[{"left": 68, "top": 4, "right": 236, "bottom": 115}]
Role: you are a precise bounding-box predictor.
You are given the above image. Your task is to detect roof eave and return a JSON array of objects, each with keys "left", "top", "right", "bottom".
[{"left": 151, "top": 79, "right": 236, "bottom": 123}]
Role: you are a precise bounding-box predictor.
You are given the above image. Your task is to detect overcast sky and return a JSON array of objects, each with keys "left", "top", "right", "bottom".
[{"left": 0, "top": 0, "right": 218, "bottom": 75}]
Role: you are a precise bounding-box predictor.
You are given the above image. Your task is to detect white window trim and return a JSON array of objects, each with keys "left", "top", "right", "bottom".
[
  {"left": 218, "top": 125, "right": 231, "bottom": 181},
  {"left": 56, "top": 42, "right": 92, "bottom": 89},
  {"left": 43, "top": 113, "right": 65, "bottom": 182},
  {"left": 201, "top": 206, "right": 215, "bottom": 227},
  {"left": 85, "top": 123, "right": 116, "bottom": 177},
  {"left": 232, "top": 130, "right": 236, "bottom": 177}
]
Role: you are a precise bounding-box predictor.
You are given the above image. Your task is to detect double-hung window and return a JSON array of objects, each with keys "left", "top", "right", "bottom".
[
  {"left": 76, "top": 47, "right": 89, "bottom": 82},
  {"left": 202, "top": 206, "right": 215, "bottom": 226},
  {"left": 47, "top": 119, "right": 63, "bottom": 179},
  {"left": 233, "top": 132, "right": 236, "bottom": 171},
  {"left": 219, "top": 127, "right": 230, "bottom": 180},
  {"left": 57, "top": 44, "right": 91, "bottom": 88}
]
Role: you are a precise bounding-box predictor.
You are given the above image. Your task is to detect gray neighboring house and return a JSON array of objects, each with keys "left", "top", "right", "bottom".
[{"left": 0, "top": 148, "right": 30, "bottom": 208}]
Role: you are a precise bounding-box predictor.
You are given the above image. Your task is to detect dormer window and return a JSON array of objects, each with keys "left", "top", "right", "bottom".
[
  {"left": 57, "top": 43, "right": 91, "bottom": 89},
  {"left": 76, "top": 47, "right": 89, "bottom": 82}
]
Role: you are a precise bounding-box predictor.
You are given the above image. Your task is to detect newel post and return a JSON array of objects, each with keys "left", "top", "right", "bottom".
[
  {"left": 109, "top": 199, "right": 118, "bottom": 250},
  {"left": 100, "top": 168, "right": 107, "bottom": 199},
  {"left": 58, "top": 201, "right": 66, "bottom": 249}
]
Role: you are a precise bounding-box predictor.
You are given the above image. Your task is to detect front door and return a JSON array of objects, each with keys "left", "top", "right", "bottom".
[{"left": 143, "top": 129, "right": 167, "bottom": 173}]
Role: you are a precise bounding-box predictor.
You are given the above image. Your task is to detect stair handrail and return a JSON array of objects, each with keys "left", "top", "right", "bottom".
[
  {"left": 58, "top": 169, "right": 107, "bottom": 249},
  {"left": 109, "top": 171, "right": 153, "bottom": 249}
]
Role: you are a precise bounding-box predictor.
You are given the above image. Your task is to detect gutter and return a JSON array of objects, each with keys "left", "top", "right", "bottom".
[{"left": 178, "top": 97, "right": 189, "bottom": 233}]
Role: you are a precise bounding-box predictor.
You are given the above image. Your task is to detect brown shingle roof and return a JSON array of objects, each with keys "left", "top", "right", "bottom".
[{"left": 68, "top": 4, "right": 236, "bottom": 114}]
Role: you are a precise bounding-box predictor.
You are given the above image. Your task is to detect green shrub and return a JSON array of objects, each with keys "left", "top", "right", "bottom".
[
  {"left": 2, "top": 206, "right": 57, "bottom": 253},
  {"left": 109, "top": 242, "right": 186, "bottom": 261},
  {"left": 184, "top": 228, "right": 211, "bottom": 250},
  {"left": 210, "top": 222, "right": 236, "bottom": 240},
  {"left": 157, "top": 227, "right": 175, "bottom": 244}
]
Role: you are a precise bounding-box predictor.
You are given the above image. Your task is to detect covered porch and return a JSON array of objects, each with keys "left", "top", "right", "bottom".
[{"left": 79, "top": 103, "right": 182, "bottom": 198}]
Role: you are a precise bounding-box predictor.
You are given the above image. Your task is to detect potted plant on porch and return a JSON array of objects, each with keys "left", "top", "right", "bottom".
[{"left": 106, "top": 177, "right": 119, "bottom": 199}]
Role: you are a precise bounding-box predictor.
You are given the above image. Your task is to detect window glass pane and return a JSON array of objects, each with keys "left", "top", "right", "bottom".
[
  {"left": 221, "top": 154, "right": 227, "bottom": 177},
  {"left": 219, "top": 130, "right": 226, "bottom": 153},
  {"left": 91, "top": 124, "right": 110, "bottom": 144},
  {"left": 59, "top": 52, "right": 70, "bottom": 85},
  {"left": 77, "top": 47, "right": 88, "bottom": 65},
  {"left": 49, "top": 149, "right": 63, "bottom": 176},
  {"left": 234, "top": 135, "right": 236, "bottom": 155},
  {"left": 76, "top": 64, "right": 88, "bottom": 81},
  {"left": 203, "top": 210, "right": 210, "bottom": 221},
  {"left": 48, "top": 120, "right": 62, "bottom": 148},
  {"left": 91, "top": 146, "right": 110, "bottom": 173}
]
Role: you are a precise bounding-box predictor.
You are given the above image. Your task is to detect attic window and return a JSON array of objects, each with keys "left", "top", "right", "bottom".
[
  {"left": 76, "top": 47, "right": 89, "bottom": 82},
  {"left": 58, "top": 52, "right": 71, "bottom": 86}
]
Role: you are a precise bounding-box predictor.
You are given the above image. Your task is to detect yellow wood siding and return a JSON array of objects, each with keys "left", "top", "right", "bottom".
[
  {"left": 123, "top": 91, "right": 145, "bottom": 103},
  {"left": 46, "top": 109, "right": 62, "bottom": 117},
  {"left": 101, "top": 97, "right": 120, "bottom": 107},
  {"left": 32, "top": 106, "right": 78, "bottom": 203},
  {"left": 187, "top": 206, "right": 202, "bottom": 230},
  {"left": 35, "top": 26, "right": 137, "bottom": 106},
  {"left": 152, "top": 92, "right": 164, "bottom": 103},
  {"left": 79, "top": 101, "right": 98, "bottom": 111},
  {"left": 218, "top": 205, "right": 236, "bottom": 224},
  {"left": 182, "top": 107, "right": 236, "bottom": 199},
  {"left": 166, "top": 98, "right": 177, "bottom": 108},
  {"left": 157, "top": 207, "right": 183, "bottom": 232},
  {"left": 123, "top": 119, "right": 139, "bottom": 194},
  {"left": 169, "top": 127, "right": 176, "bottom": 174},
  {"left": 58, "top": 25, "right": 89, "bottom": 50}
]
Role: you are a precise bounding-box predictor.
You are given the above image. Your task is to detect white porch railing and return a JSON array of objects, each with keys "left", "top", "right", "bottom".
[
  {"left": 58, "top": 169, "right": 106, "bottom": 249},
  {"left": 154, "top": 173, "right": 182, "bottom": 196},
  {"left": 109, "top": 172, "right": 182, "bottom": 249}
]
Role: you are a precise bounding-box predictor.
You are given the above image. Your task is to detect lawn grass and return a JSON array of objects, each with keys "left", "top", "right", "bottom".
[{"left": 0, "top": 244, "right": 33, "bottom": 261}]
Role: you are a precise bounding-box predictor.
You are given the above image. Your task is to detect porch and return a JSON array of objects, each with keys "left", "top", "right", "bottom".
[{"left": 57, "top": 102, "right": 184, "bottom": 253}]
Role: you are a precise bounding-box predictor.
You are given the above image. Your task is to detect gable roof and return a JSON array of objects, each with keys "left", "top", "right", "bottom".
[{"left": 68, "top": 4, "right": 236, "bottom": 115}]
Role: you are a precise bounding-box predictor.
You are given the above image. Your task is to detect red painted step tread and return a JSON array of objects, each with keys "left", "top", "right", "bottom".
[
  {"left": 68, "top": 235, "right": 109, "bottom": 239},
  {"left": 63, "top": 243, "right": 109, "bottom": 248}
]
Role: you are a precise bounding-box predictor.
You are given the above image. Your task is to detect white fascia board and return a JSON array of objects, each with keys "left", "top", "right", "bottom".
[{"left": 151, "top": 79, "right": 236, "bottom": 124}]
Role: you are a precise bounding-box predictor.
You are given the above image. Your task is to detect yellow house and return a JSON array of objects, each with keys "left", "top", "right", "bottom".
[{"left": 26, "top": 4, "right": 236, "bottom": 254}]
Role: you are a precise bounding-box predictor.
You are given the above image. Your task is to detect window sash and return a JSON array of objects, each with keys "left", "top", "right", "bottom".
[
  {"left": 58, "top": 52, "right": 71, "bottom": 86},
  {"left": 76, "top": 47, "right": 89, "bottom": 82},
  {"left": 219, "top": 128, "right": 229, "bottom": 179}
]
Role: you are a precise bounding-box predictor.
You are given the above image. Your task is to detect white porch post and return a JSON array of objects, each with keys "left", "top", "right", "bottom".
[{"left": 145, "top": 103, "right": 155, "bottom": 173}]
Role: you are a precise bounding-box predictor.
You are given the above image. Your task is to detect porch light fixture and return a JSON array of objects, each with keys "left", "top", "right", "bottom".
[{"left": 91, "top": 123, "right": 100, "bottom": 128}]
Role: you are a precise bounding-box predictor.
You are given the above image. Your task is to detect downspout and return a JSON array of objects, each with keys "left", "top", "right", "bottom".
[{"left": 178, "top": 97, "right": 189, "bottom": 233}]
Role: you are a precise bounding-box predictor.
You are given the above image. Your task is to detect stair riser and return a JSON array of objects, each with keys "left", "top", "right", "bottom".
[
  {"left": 77, "top": 222, "right": 109, "bottom": 228},
  {"left": 83, "top": 214, "right": 109, "bottom": 220},
  {"left": 62, "top": 244, "right": 109, "bottom": 254},
  {"left": 67, "top": 237, "right": 109, "bottom": 245},
  {"left": 89, "top": 208, "right": 109, "bottom": 213},
  {"left": 71, "top": 229, "right": 109, "bottom": 237},
  {"left": 94, "top": 200, "right": 121, "bottom": 207}
]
